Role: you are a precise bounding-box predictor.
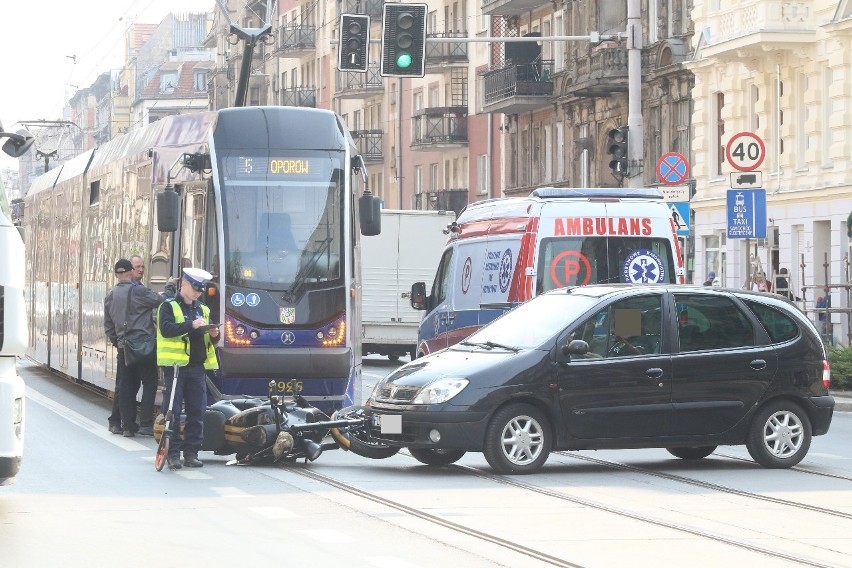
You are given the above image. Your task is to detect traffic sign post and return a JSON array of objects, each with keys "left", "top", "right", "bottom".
[
  {"left": 726, "top": 132, "right": 766, "bottom": 172},
  {"left": 656, "top": 152, "right": 689, "bottom": 186},
  {"left": 727, "top": 189, "right": 767, "bottom": 239}
]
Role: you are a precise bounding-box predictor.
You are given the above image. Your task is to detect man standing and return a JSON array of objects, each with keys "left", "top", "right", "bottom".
[
  {"left": 104, "top": 259, "right": 166, "bottom": 436},
  {"left": 156, "top": 268, "right": 220, "bottom": 470}
]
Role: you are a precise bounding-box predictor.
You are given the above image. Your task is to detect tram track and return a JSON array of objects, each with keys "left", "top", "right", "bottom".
[
  {"left": 553, "top": 450, "right": 852, "bottom": 520},
  {"left": 286, "top": 452, "right": 845, "bottom": 568}
]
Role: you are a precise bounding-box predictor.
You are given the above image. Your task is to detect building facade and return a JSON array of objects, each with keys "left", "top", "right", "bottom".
[{"left": 689, "top": 0, "right": 852, "bottom": 342}]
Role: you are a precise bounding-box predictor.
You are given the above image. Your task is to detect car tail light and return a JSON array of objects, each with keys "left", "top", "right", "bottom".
[{"left": 823, "top": 360, "right": 831, "bottom": 390}]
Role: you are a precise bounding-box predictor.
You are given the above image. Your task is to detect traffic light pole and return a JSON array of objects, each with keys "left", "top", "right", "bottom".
[{"left": 626, "top": 0, "right": 644, "bottom": 187}]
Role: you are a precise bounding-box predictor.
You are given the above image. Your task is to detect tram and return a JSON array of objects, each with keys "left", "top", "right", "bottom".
[{"left": 22, "top": 106, "right": 382, "bottom": 412}]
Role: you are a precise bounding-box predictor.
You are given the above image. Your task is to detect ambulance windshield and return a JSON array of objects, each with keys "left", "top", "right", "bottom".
[{"left": 536, "top": 236, "right": 676, "bottom": 292}]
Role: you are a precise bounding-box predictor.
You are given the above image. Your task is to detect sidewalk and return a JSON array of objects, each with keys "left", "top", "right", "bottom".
[{"left": 831, "top": 391, "right": 852, "bottom": 412}]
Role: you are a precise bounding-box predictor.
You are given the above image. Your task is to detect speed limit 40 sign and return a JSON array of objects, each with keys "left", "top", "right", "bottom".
[{"left": 726, "top": 131, "right": 766, "bottom": 172}]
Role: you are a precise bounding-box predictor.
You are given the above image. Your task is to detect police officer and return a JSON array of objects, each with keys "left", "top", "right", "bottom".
[{"left": 156, "top": 267, "right": 220, "bottom": 470}]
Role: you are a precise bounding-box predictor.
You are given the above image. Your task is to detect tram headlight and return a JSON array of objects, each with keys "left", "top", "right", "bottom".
[
  {"left": 320, "top": 320, "right": 346, "bottom": 347},
  {"left": 225, "top": 320, "right": 253, "bottom": 346}
]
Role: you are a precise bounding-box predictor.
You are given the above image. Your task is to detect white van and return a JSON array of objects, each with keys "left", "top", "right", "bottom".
[{"left": 410, "top": 188, "right": 685, "bottom": 356}]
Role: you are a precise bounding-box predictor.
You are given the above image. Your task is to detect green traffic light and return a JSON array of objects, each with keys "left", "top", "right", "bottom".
[{"left": 396, "top": 53, "right": 412, "bottom": 69}]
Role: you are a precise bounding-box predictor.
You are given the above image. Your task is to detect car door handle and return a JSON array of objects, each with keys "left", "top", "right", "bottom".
[
  {"left": 749, "top": 359, "right": 767, "bottom": 370},
  {"left": 646, "top": 368, "right": 664, "bottom": 379}
]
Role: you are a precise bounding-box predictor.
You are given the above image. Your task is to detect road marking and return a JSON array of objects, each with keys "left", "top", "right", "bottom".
[
  {"left": 249, "top": 506, "right": 300, "bottom": 519},
  {"left": 26, "top": 387, "right": 148, "bottom": 451},
  {"left": 299, "top": 528, "right": 354, "bottom": 542},
  {"left": 366, "top": 557, "right": 421, "bottom": 568},
  {"left": 174, "top": 470, "right": 212, "bottom": 479},
  {"left": 211, "top": 486, "right": 254, "bottom": 498}
]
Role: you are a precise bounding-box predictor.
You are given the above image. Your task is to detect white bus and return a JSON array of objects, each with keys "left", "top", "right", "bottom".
[{"left": 0, "top": 123, "right": 33, "bottom": 485}]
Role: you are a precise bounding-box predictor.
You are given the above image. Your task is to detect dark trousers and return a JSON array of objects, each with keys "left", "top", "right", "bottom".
[
  {"left": 117, "top": 350, "right": 158, "bottom": 431},
  {"left": 162, "top": 364, "right": 207, "bottom": 458},
  {"left": 108, "top": 369, "right": 122, "bottom": 427}
]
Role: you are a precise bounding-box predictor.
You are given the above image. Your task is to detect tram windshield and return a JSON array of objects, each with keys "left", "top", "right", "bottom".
[{"left": 219, "top": 150, "right": 345, "bottom": 292}]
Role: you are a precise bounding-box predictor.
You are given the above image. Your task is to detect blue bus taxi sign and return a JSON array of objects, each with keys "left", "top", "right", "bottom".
[{"left": 727, "top": 189, "right": 767, "bottom": 239}]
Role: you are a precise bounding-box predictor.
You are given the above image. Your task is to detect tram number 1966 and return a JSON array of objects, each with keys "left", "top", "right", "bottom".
[{"left": 275, "top": 380, "right": 304, "bottom": 394}]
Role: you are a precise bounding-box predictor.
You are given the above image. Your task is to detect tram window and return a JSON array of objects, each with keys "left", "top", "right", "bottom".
[{"left": 204, "top": 184, "right": 219, "bottom": 277}]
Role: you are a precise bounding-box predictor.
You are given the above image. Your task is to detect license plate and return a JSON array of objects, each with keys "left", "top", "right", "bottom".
[{"left": 372, "top": 413, "right": 402, "bottom": 435}]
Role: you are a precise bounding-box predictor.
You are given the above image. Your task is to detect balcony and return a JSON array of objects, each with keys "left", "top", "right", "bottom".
[
  {"left": 411, "top": 107, "right": 468, "bottom": 150},
  {"left": 425, "top": 189, "right": 468, "bottom": 216},
  {"left": 350, "top": 130, "right": 383, "bottom": 163},
  {"left": 280, "top": 87, "right": 316, "bottom": 108},
  {"left": 339, "top": 0, "right": 383, "bottom": 18},
  {"left": 425, "top": 32, "right": 468, "bottom": 69},
  {"left": 480, "top": 61, "right": 554, "bottom": 114},
  {"left": 480, "top": 0, "right": 548, "bottom": 17},
  {"left": 274, "top": 24, "right": 316, "bottom": 57},
  {"left": 557, "top": 46, "right": 628, "bottom": 99},
  {"left": 699, "top": 1, "right": 815, "bottom": 59},
  {"left": 335, "top": 65, "right": 383, "bottom": 99}
]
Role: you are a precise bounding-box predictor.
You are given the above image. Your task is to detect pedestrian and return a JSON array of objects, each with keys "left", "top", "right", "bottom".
[
  {"left": 703, "top": 271, "right": 716, "bottom": 286},
  {"left": 751, "top": 272, "right": 772, "bottom": 293},
  {"left": 816, "top": 294, "right": 830, "bottom": 335},
  {"left": 774, "top": 267, "right": 796, "bottom": 300},
  {"left": 156, "top": 267, "right": 220, "bottom": 470},
  {"left": 104, "top": 259, "right": 166, "bottom": 437}
]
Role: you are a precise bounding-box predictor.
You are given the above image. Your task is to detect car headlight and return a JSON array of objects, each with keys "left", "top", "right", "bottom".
[{"left": 412, "top": 378, "right": 469, "bottom": 405}]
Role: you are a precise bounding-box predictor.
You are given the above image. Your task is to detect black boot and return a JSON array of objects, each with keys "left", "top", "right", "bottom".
[
  {"left": 183, "top": 453, "right": 203, "bottom": 468},
  {"left": 167, "top": 455, "right": 182, "bottom": 470}
]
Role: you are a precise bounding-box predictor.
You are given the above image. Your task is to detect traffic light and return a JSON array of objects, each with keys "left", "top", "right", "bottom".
[
  {"left": 607, "top": 126, "right": 629, "bottom": 176},
  {"left": 338, "top": 14, "right": 370, "bottom": 72},
  {"left": 380, "top": 3, "right": 428, "bottom": 78}
]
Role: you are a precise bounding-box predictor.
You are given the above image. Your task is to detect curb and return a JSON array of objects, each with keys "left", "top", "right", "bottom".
[{"left": 830, "top": 393, "right": 852, "bottom": 412}]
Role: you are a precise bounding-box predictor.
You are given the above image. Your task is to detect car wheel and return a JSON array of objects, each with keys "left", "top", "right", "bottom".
[
  {"left": 666, "top": 446, "right": 717, "bottom": 460},
  {"left": 745, "top": 400, "right": 812, "bottom": 468},
  {"left": 408, "top": 448, "right": 466, "bottom": 466},
  {"left": 483, "top": 404, "right": 551, "bottom": 475},
  {"left": 388, "top": 355, "right": 400, "bottom": 362}
]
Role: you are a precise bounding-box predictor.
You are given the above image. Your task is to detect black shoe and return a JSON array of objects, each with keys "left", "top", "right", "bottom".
[
  {"left": 122, "top": 429, "right": 135, "bottom": 438},
  {"left": 183, "top": 455, "right": 203, "bottom": 468},
  {"left": 167, "top": 456, "right": 182, "bottom": 470},
  {"left": 137, "top": 426, "right": 154, "bottom": 437},
  {"left": 108, "top": 424, "right": 122, "bottom": 435}
]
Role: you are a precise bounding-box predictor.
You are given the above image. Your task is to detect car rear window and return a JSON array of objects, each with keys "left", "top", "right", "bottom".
[{"left": 742, "top": 300, "right": 799, "bottom": 343}]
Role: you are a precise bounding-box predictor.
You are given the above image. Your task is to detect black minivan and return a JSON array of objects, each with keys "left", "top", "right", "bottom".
[{"left": 365, "top": 285, "right": 835, "bottom": 474}]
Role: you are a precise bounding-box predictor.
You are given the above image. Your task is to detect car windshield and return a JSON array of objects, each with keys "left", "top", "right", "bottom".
[{"left": 462, "top": 293, "right": 600, "bottom": 350}]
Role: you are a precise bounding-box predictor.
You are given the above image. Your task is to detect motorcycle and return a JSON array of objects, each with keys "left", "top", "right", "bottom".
[{"left": 153, "top": 378, "right": 399, "bottom": 465}]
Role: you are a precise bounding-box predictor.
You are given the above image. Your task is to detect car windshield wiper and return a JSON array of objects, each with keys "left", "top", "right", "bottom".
[
  {"left": 282, "top": 235, "right": 332, "bottom": 304},
  {"left": 484, "top": 341, "right": 520, "bottom": 352},
  {"left": 460, "top": 340, "right": 493, "bottom": 350}
]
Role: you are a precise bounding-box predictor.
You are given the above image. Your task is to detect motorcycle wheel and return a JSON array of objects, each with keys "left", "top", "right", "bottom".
[{"left": 330, "top": 406, "right": 400, "bottom": 460}]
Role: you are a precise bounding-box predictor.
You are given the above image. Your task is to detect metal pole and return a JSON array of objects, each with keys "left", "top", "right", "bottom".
[{"left": 626, "top": 0, "right": 644, "bottom": 187}]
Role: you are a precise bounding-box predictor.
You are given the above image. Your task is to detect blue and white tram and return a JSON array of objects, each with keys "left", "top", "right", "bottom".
[{"left": 22, "top": 106, "right": 381, "bottom": 413}]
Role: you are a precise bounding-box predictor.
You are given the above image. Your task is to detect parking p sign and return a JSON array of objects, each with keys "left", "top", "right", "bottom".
[{"left": 727, "top": 189, "right": 766, "bottom": 239}]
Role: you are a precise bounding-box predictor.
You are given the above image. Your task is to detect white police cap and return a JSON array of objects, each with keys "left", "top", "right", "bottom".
[{"left": 183, "top": 267, "right": 213, "bottom": 290}]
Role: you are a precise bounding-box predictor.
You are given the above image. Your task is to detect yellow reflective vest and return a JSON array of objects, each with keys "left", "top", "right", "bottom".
[{"left": 156, "top": 300, "right": 219, "bottom": 369}]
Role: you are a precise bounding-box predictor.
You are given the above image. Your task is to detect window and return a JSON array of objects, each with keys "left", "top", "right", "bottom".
[
  {"left": 160, "top": 73, "right": 178, "bottom": 93},
  {"left": 431, "top": 248, "right": 454, "bottom": 306},
  {"left": 194, "top": 71, "right": 208, "bottom": 92},
  {"left": 743, "top": 301, "right": 799, "bottom": 343},
  {"left": 477, "top": 154, "right": 487, "bottom": 195},
  {"left": 430, "top": 163, "right": 439, "bottom": 191},
  {"left": 414, "top": 165, "right": 423, "bottom": 195},
  {"left": 572, "top": 295, "right": 663, "bottom": 358},
  {"left": 675, "top": 294, "right": 755, "bottom": 352}
]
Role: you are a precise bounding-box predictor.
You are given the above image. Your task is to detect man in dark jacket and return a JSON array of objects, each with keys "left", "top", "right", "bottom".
[{"left": 104, "top": 259, "right": 167, "bottom": 437}]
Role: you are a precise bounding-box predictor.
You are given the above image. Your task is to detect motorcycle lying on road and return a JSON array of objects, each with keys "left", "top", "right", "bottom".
[{"left": 154, "top": 378, "right": 399, "bottom": 465}]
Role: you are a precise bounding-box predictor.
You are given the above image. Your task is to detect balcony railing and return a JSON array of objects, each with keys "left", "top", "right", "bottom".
[
  {"left": 558, "top": 48, "right": 628, "bottom": 98},
  {"left": 480, "top": 0, "right": 549, "bottom": 17},
  {"left": 274, "top": 24, "right": 316, "bottom": 56},
  {"left": 425, "top": 189, "right": 468, "bottom": 216},
  {"left": 339, "top": 0, "right": 383, "bottom": 18},
  {"left": 700, "top": 0, "right": 815, "bottom": 56},
  {"left": 335, "top": 65, "right": 383, "bottom": 98},
  {"left": 350, "top": 130, "right": 383, "bottom": 162},
  {"left": 280, "top": 87, "right": 316, "bottom": 108},
  {"left": 425, "top": 32, "right": 468, "bottom": 67},
  {"left": 411, "top": 107, "right": 468, "bottom": 149},
  {"left": 481, "top": 61, "right": 554, "bottom": 113}
]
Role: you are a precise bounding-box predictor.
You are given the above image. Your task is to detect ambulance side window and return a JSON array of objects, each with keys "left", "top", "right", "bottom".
[{"left": 431, "top": 248, "right": 454, "bottom": 307}]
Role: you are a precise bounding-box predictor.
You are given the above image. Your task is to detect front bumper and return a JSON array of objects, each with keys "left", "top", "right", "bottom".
[{"left": 365, "top": 404, "right": 489, "bottom": 451}]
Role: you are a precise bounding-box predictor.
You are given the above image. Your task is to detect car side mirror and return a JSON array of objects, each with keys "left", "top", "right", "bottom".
[
  {"left": 561, "top": 339, "right": 590, "bottom": 359},
  {"left": 410, "top": 281, "right": 427, "bottom": 310}
]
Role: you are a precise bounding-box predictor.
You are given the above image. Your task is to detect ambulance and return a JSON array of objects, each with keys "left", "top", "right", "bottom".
[{"left": 409, "top": 187, "right": 685, "bottom": 356}]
